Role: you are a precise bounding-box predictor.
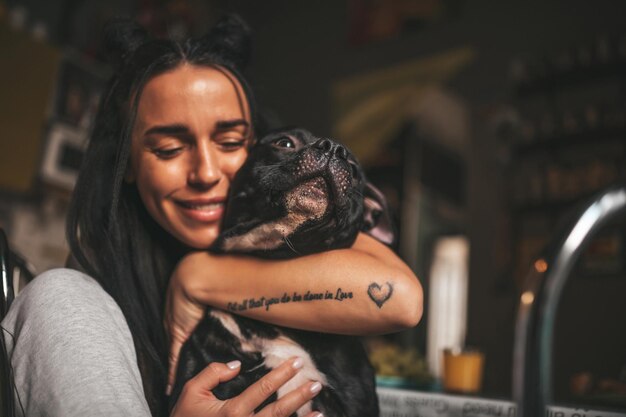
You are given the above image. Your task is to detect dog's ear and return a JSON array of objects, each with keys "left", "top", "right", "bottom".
[
  {"left": 362, "top": 182, "right": 396, "bottom": 247},
  {"left": 102, "top": 17, "right": 150, "bottom": 69},
  {"left": 201, "top": 14, "right": 252, "bottom": 69}
]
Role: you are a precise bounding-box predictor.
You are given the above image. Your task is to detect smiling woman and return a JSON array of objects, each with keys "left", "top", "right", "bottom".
[
  {"left": 1, "top": 14, "right": 422, "bottom": 417},
  {"left": 127, "top": 65, "right": 252, "bottom": 249}
]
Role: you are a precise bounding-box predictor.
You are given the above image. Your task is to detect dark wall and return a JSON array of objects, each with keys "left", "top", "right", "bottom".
[{"left": 230, "top": 1, "right": 626, "bottom": 130}]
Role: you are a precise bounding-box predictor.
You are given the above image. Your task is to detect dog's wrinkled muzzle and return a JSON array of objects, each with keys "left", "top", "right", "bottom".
[
  {"left": 290, "top": 139, "right": 357, "bottom": 210},
  {"left": 285, "top": 177, "right": 329, "bottom": 219}
]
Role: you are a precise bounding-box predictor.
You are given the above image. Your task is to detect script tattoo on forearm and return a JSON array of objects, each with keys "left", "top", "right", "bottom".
[
  {"left": 227, "top": 288, "right": 354, "bottom": 312},
  {"left": 367, "top": 281, "right": 394, "bottom": 308}
]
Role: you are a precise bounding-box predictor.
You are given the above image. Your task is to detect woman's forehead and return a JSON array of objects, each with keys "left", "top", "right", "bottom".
[
  {"left": 135, "top": 64, "right": 250, "bottom": 123},
  {"left": 141, "top": 65, "right": 245, "bottom": 101}
]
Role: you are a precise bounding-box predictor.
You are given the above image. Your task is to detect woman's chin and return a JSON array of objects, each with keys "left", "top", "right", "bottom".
[{"left": 176, "top": 230, "right": 219, "bottom": 250}]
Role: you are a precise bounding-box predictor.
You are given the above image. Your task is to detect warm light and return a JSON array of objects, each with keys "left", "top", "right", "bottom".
[
  {"left": 191, "top": 79, "right": 209, "bottom": 92},
  {"left": 534, "top": 258, "right": 548, "bottom": 273},
  {"left": 521, "top": 291, "right": 534, "bottom": 305}
]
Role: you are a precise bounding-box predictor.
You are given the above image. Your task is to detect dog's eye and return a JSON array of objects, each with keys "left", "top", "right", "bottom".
[{"left": 273, "top": 136, "right": 296, "bottom": 149}]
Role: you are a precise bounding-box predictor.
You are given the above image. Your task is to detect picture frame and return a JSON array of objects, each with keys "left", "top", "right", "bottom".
[
  {"left": 52, "top": 54, "right": 106, "bottom": 129},
  {"left": 40, "top": 122, "right": 88, "bottom": 190}
]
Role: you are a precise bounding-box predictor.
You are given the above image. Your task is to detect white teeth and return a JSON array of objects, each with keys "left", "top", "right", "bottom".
[{"left": 181, "top": 202, "right": 224, "bottom": 210}]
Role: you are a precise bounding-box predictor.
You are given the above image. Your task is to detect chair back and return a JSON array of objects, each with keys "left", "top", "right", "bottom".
[{"left": 0, "top": 227, "right": 16, "bottom": 417}]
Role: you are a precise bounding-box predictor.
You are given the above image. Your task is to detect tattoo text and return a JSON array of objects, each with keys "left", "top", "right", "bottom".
[{"left": 227, "top": 288, "right": 354, "bottom": 312}]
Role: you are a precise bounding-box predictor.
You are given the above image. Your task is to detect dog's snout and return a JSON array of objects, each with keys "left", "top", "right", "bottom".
[
  {"left": 313, "top": 139, "right": 348, "bottom": 160},
  {"left": 313, "top": 138, "right": 333, "bottom": 153}
]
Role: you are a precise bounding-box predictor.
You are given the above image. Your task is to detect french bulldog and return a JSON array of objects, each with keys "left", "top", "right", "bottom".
[{"left": 170, "top": 128, "right": 392, "bottom": 416}]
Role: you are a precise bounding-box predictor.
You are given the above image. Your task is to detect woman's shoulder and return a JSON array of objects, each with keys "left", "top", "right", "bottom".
[
  {"left": 2, "top": 271, "right": 152, "bottom": 416},
  {"left": 25, "top": 266, "right": 101, "bottom": 288},
  {"left": 16, "top": 267, "right": 111, "bottom": 306},
  {"left": 4, "top": 268, "right": 122, "bottom": 330}
]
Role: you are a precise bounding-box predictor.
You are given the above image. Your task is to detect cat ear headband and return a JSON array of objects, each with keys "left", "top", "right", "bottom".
[{"left": 102, "top": 13, "right": 251, "bottom": 71}]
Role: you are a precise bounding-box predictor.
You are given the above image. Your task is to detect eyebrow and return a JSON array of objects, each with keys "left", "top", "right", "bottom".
[
  {"left": 142, "top": 119, "right": 250, "bottom": 137},
  {"left": 143, "top": 124, "right": 189, "bottom": 137},
  {"left": 215, "top": 119, "right": 250, "bottom": 131}
]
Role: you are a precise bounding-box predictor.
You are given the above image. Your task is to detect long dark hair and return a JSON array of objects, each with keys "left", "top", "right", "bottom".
[{"left": 66, "top": 15, "right": 255, "bottom": 416}]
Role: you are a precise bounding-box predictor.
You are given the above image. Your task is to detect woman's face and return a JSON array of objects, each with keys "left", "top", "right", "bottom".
[{"left": 128, "top": 64, "right": 251, "bottom": 249}]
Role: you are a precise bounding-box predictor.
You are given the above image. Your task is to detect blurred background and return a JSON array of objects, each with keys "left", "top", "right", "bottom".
[{"left": 1, "top": 0, "right": 626, "bottom": 412}]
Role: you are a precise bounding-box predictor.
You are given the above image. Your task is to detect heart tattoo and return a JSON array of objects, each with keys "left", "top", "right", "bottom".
[{"left": 367, "top": 282, "right": 394, "bottom": 308}]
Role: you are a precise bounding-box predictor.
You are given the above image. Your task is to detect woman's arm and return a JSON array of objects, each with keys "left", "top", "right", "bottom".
[
  {"left": 166, "top": 232, "right": 422, "bottom": 391},
  {"left": 172, "top": 232, "right": 422, "bottom": 334}
]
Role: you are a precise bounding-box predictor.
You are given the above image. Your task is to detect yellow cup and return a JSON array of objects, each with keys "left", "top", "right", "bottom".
[{"left": 442, "top": 348, "right": 484, "bottom": 394}]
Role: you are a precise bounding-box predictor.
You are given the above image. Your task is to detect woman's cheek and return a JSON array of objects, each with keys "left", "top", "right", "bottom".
[
  {"left": 225, "top": 150, "right": 248, "bottom": 178},
  {"left": 136, "top": 159, "right": 179, "bottom": 206}
]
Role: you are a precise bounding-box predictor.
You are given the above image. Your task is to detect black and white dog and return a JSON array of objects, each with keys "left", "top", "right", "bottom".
[{"left": 170, "top": 128, "right": 394, "bottom": 416}]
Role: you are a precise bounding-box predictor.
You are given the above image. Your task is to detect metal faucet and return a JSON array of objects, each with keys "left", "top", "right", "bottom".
[
  {"left": 512, "top": 184, "right": 626, "bottom": 417},
  {"left": 0, "top": 229, "right": 14, "bottom": 317}
]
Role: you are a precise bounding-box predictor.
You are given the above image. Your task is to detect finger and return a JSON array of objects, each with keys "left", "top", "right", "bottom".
[
  {"left": 167, "top": 336, "right": 184, "bottom": 395},
  {"left": 257, "top": 380, "right": 323, "bottom": 417},
  {"left": 185, "top": 360, "right": 242, "bottom": 395},
  {"left": 230, "top": 356, "right": 304, "bottom": 412},
  {"left": 164, "top": 293, "right": 176, "bottom": 395},
  {"left": 167, "top": 323, "right": 190, "bottom": 394}
]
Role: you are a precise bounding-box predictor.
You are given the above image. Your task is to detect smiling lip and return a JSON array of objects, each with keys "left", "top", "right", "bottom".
[{"left": 175, "top": 197, "right": 226, "bottom": 222}]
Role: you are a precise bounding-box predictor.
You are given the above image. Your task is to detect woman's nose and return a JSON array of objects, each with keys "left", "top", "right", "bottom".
[{"left": 188, "top": 145, "right": 221, "bottom": 189}]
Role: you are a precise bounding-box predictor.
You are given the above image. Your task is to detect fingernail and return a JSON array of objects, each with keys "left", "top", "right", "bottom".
[
  {"left": 310, "top": 381, "right": 322, "bottom": 394},
  {"left": 312, "top": 413, "right": 324, "bottom": 417},
  {"left": 165, "top": 384, "right": 172, "bottom": 396},
  {"left": 292, "top": 357, "right": 304, "bottom": 370},
  {"left": 227, "top": 360, "right": 241, "bottom": 370}
]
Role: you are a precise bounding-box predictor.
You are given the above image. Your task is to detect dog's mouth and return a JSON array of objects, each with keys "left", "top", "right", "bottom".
[{"left": 284, "top": 176, "right": 329, "bottom": 219}]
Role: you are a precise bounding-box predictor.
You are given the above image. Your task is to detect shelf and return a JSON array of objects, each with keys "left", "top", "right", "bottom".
[
  {"left": 512, "top": 200, "right": 579, "bottom": 216},
  {"left": 515, "top": 61, "right": 626, "bottom": 97},
  {"left": 513, "top": 127, "right": 626, "bottom": 157},
  {"left": 511, "top": 192, "right": 600, "bottom": 215}
]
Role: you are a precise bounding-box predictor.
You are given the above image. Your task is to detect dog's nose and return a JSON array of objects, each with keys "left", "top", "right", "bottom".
[
  {"left": 313, "top": 138, "right": 333, "bottom": 152},
  {"left": 334, "top": 145, "right": 347, "bottom": 160},
  {"left": 313, "top": 138, "right": 347, "bottom": 159}
]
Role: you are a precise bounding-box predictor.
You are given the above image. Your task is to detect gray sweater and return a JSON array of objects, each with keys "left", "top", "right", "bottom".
[{"left": 1, "top": 268, "right": 152, "bottom": 416}]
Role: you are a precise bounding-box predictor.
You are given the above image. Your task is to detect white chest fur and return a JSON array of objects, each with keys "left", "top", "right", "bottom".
[{"left": 209, "top": 310, "right": 329, "bottom": 416}]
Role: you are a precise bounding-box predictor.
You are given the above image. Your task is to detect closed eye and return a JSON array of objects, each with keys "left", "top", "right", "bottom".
[
  {"left": 152, "top": 147, "right": 184, "bottom": 159},
  {"left": 218, "top": 138, "right": 248, "bottom": 152}
]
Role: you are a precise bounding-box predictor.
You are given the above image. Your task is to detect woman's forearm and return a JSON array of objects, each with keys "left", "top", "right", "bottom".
[{"left": 175, "top": 233, "right": 423, "bottom": 335}]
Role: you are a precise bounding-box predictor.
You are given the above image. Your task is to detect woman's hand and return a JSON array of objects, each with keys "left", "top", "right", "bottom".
[{"left": 170, "top": 357, "right": 322, "bottom": 417}]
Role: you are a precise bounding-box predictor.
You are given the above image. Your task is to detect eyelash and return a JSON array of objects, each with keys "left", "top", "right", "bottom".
[
  {"left": 219, "top": 139, "right": 247, "bottom": 151},
  {"left": 152, "top": 147, "right": 183, "bottom": 159}
]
